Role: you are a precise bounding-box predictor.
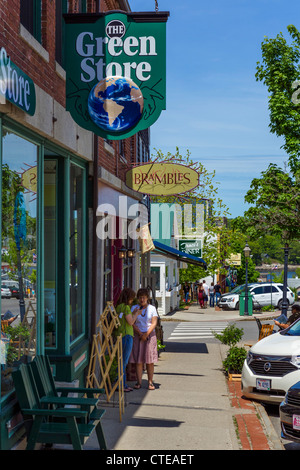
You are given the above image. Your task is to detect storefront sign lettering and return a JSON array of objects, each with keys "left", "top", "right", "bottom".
[
  {"left": 63, "top": 11, "right": 169, "bottom": 140},
  {"left": 0, "top": 47, "right": 36, "bottom": 115},
  {"left": 125, "top": 163, "right": 199, "bottom": 196}
]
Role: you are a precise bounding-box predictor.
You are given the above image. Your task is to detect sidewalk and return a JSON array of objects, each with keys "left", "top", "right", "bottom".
[{"left": 81, "top": 303, "right": 283, "bottom": 451}]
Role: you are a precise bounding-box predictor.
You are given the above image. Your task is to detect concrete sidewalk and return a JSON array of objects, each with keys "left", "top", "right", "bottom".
[
  {"left": 81, "top": 303, "right": 283, "bottom": 451},
  {"left": 38, "top": 303, "right": 283, "bottom": 451}
]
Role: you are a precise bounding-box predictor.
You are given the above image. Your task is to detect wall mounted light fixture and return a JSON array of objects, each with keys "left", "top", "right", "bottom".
[{"left": 118, "top": 245, "right": 127, "bottom": 259}]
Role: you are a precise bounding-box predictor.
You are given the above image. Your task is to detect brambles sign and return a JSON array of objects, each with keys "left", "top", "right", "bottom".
[
  {"left": 125, "top": 162, "right": 199, "bottom": 196},
  {"left": 63, "top": 11, "right": 169, "bottom": 140}
]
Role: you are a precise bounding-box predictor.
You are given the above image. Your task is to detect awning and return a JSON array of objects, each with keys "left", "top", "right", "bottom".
[{"left": 153, "top": 241, "right": 207, "bottom": 269}]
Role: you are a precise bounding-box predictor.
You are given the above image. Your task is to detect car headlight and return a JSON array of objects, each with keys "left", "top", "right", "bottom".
[
  {"left": 225, "top": 297, "right": 234, "bottom": 302},
  {"left": 291, "top": 355, "right": 300, "bottom": 367},
  {"left": 246, "top": 351, "right": 254, "bottom": 365}
]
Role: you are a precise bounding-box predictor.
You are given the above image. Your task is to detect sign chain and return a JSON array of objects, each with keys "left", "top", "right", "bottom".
[{"left": 155, "top": 0, "right": 159, "bottom": 12}]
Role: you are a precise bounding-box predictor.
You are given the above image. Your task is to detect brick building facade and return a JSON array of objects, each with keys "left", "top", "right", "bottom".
[{"left": 0, "top": 0, "right": 150, "bottom": 449}]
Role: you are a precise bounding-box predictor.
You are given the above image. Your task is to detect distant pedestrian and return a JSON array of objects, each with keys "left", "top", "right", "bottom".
[
  {"left": 198, "top": 283, "right": 204, "bottom": 308},
  {"left": 202, "top": 280, "right": 209, "bottom": 308},
  {"left": 183, "top": 282, "right": 190, "bottom": 304},
  {"left": 209, "top": 282, "right": 215, "bottom": 307},
  {"left": 214, "top": 281, "right": 222, "bottom": 305}
]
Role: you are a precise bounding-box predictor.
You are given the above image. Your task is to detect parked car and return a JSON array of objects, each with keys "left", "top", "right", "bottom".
[
  {"left": 1, "top": 285, "right": 12, "bottom": 298},
  {"left": 219, "top": 282, "right": 294, "bottom": 311},
  {"left": 280, "top": 380, "right": 300, "bottom": 443},
  {"left": 242, "top": 318, "right": 300, "bottom": 404},
  {"left": 9, "top": 286, "right": 20, "bottom": 299}
]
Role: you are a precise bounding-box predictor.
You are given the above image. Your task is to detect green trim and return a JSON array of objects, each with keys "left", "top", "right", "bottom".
[
  {"left": 64, "top": 156, "right": 70, "bottom": 354},
  {"left": 36, "top": 143, "right": 44, "bottom": 354}
]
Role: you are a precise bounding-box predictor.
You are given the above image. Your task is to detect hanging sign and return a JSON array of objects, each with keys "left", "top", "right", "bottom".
[
  {"left": 179, "top": 239, "right": 202, "bottom": 258},
  {"left": 125, "top": 162, "right": 199, "bottom": 196},
  {"left": 63, "top": 11, "right": 169, "bottom": 140},
  {"left": 0, "top": 46, "right": 36, "bottom": 115}
]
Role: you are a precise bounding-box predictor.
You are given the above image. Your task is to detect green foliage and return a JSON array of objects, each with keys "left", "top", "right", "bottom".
[
  {"left": 104, "top": 355, "right": 118, "bottom": 382},
  {"left": 261, "top": 305, "right": 275, "bottom": 312},
  {"left": 151, "top": 147, "right": 240, "bottom": 277},
  {"left": 157, "top": 339, "right": 165, "bottom": 352},
  {"left": 256, "top": 25, "right": 300, "bottom": 175},
  {"left": 212, "top": 323, "right": 244, "bottom": 348},
  {"left": 222, "top": 346, "right": 248, "bottom": 374},
  {"left": 5, "top": 324, "right": 30, "bottom": 365},
  {"left": 213, "top": 324, "right": 246, "bottom": 373},
  {"left": 234, "top": 26, "right": 300, "bottom": 246}
]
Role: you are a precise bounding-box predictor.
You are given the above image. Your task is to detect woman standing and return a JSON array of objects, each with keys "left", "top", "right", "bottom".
[
  {"left": 115, "top": 288, "right": 142, "bottom": 392},
  {"left": 129, "top": 288, "right": 158, "bottom": 390}
]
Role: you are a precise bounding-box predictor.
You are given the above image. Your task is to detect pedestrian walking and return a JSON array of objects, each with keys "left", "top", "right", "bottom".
[
  {"left": 183, "top": 282, "right": 190, "bottom": 304},
  {"left": 197, "top": 283, "right": 204, "bottom": 308},
  {"left": 209, "top": 282, "right": 215, "bottom": 307},
  {"left": 129, "top": 288, "right": 158, "bottom": 390},
  {"left": 214, "top": 281, "right": 222, "bottom": 305},
  {"left": 114, "top": 287, "right": 142, "bottom": 392},
  {"left": 202, "top": 280, "right": 209, "bottom": 308}
]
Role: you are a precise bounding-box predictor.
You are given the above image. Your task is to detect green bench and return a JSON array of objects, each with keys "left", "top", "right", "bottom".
[{"left": 12, "top": 356, "right": 107, "bottom": 450}]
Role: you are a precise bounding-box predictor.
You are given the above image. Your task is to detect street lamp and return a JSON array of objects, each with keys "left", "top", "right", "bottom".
[
  {"left": 243, "top": 243, "right": 251, "bottom": 316},
  {"left": 281, "top": 243, "right": 290, "bottom": 317}
]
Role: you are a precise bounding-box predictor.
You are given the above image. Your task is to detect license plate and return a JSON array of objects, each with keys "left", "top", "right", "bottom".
[
  {"left": 293, "top": 415, "right": 300, "bottom": 430},
  {"left": 256, "top": 378, "right": 271, "bottom": 391}
]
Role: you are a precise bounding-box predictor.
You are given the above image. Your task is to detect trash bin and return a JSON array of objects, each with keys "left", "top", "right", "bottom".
[{"left": 239, "top": 291, "right": 253, "bottom": 316}]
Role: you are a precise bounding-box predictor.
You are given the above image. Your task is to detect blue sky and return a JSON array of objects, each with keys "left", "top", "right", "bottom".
[{"left": 129, "top": 0, "right": 300, "bottom": 218}]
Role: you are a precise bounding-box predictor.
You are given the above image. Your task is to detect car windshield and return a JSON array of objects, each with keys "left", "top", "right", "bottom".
[
  {"left": 229, "top": 285, "right": 245, "bottom": 294},
  {"left": 227, "top": 283, "right": 259, "bottom": 295},
  {"left": 281, "top": 319, "right": 300, "bottom": 336}
]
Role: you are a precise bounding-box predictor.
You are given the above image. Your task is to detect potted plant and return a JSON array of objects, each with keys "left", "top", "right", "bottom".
[{"left": 213, "top": 323, "right": 247, "bottom": 380}]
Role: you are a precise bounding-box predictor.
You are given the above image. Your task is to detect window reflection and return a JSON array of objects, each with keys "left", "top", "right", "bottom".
[
  {"left": 1, "top": 130, "right": 38, "bottom": 397},
  {"left": 44, "top": 160, "right": 56, "bottom": 348},
  {"left": 70, "top": 163, "right": 84, "bottom": 343}
]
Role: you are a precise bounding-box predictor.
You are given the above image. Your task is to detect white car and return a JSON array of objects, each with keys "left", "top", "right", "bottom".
[
  {"left": 219, "top": 283, "right": 294, "bottom": 311},
  {"left": 1, "top": 285, "right": 11, "bottom": 298},
  {"left": 242, "top": 319, "right": 300, "bottom": 404}
]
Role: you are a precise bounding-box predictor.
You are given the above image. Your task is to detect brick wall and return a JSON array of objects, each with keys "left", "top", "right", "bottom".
[{"left": 0, "top": 0, "right": 140, "bottom": 181}]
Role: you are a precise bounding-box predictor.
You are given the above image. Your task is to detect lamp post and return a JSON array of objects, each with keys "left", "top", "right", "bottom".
[
  {"left": 243, "top": 243, "right": 251, "bottom": 316},
  {"left": 281, "top": 243, "right": 290, "bottom": 317}
]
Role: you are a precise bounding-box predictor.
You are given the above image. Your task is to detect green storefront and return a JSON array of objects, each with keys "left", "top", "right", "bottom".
[{"left": 0, "top": 62, "right": 91, "bottom": 450}]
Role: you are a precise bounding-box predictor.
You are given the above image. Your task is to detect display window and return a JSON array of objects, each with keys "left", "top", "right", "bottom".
[{"left": 0, "top": 122, "right": 88, "bottom": 405}]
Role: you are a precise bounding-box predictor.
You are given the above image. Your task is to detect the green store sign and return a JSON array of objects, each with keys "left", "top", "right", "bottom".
[
  {"left": 64, "top": 11, "right": 169, "bottom": 140},
  {"left": 0, "top": 46, "right": 36, "bottom": 116}
]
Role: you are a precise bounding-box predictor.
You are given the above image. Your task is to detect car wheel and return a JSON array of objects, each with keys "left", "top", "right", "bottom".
[
  {"left": 235, "top": 301, "right": 239, "bottom": 311},
  {"left": 278, "top": 299, "right": 289, "bottom": 310}
]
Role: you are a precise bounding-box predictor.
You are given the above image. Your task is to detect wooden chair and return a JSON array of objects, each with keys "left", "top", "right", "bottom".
[
  {"left": 12, "top": 362, "right": 107, "bottom": 450},
  {"left": 255, "top": 317, "right": 274, "bottom": 340}
]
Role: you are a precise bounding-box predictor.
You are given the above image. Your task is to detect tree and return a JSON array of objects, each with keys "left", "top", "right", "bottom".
[
  {"left": 232, "top": 25, "right": 300, "bottom": 312},
  {"left": 255, "top": 24, "right": 300, "bottom": 174},
  {"left": 234, "top": 164, "right": 300, "bottom": 242},
  {"left": 150, "top": 147, "right": 239, "bottom": 278}
]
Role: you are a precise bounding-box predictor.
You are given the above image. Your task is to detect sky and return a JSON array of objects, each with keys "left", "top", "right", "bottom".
[{"left": 129, "top": 0, "right": 300, "bottom": 218}]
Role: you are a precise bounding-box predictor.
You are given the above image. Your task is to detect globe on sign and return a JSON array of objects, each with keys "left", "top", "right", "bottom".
[{"left": 88, "top": 76, "right": 144, "bottom": 133}]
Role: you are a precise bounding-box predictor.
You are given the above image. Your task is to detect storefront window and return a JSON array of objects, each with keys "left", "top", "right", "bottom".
[
  {"left": 70, "top": 163, "right": 84, "bottom": 343},
  {"left": 44, "top": 160, "right": 57, "bottom": 348},
  {"left": 1, "top": 130, "right": 38, "bottom": 398},
  {"left": 151, "top": 266, "right": 161, "bottom": 291}
]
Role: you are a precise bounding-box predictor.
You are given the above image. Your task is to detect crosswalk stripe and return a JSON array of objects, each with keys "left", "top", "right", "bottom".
[{"left": 167, "top": 322, "right": 228, "bottom": 341}]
